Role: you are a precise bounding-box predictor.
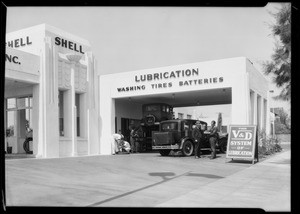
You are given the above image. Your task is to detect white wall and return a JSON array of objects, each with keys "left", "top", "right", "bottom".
[{"left": 246, "top": 59, "right": 270, "bottom": 134}]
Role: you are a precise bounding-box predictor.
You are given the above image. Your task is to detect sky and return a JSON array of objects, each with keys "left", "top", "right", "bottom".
[{"left": 5, "top": 3, "right": 291, "bottom": 118}]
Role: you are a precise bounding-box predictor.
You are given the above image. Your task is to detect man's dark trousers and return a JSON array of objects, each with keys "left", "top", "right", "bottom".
[
  {"left": 194, "top": 140, "right": 202, "bottom": 158},
  {"left": 209, "top": 137, "right": 217, "bottom": 158}
]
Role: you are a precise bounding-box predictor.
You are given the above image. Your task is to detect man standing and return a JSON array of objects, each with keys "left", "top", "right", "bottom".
[
  {"left": 130, "top": 127, "right": 136, "bottom": 153},
  {"left": 192, "top": 120, "right": 203, "bottom": 159},
  {"left": 132, "top": 125, "right": 143, "bottom": 153},
  {"left": 208, "top": 120, "right": 218, "bottom": 159}
]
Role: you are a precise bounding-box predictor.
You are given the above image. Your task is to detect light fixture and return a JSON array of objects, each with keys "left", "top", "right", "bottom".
[
  {"left": 129, "top": 97, "right": 132, "bottom": 102},
  {"left": 172, "top": 93, "right": 175, "bottom": 99},
  {"left": 66, "top": 53, "right": 82, "bottom": 63}
]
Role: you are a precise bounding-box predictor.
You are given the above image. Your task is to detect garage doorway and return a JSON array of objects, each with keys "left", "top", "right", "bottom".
[{"left": 115, "top": 87, "right": 232, "bottom": 154}]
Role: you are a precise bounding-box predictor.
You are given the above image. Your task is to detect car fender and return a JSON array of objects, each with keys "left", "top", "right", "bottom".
[{"left": 179, "top": 137, "right": 194, "bottom": 149}]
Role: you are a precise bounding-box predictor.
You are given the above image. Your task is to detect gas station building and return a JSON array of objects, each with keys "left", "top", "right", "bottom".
[{"left": 5, "top": 24, "right": 272, "bottom": 158}]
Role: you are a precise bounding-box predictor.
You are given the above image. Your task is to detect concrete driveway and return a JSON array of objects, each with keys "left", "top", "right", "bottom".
[
  {"left": 5, "top": 147, "right": 290, "bottom": 210},
  {"left": 5, "top": 150, "right": 250, "bottom": 207}
]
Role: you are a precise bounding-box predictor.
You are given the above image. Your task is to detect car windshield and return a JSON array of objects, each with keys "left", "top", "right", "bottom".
[
  {"left": 145, "top": 105, "right": 160, "bottom": 112},
  {"left": 161, "top": 122, "right": 178, "bottom": 131}
]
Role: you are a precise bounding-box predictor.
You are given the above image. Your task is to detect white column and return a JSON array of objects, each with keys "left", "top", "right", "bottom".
[
  {"left": 257, "top": 95, "right": 262, "bottom": 131},
  {"left": 250, "top": 90, "right": 254, "bottom": 124},
  {"left": 99, "top": 76, "right": 116, "bottom": 155},
  {"left": 36, "top": 48, "right": 45, "bottom": 158},
  {"left": 252, "top": 92, "right": 257, "bottom": 125},
  {"left": 266, "top": 91, "right": 272, "bottom": 136},
  {"left": 43, "top": 37, "right": 59, "bottom": 158},
  {"left": 66, "top": 54, "right": 82, "bottom": 156},
  {"left": 231, "top": 73, "right": 249, "bottom": 125},
  {"left": 244, "top": 72, "right": 251, "bottom": 124},
  {"left": 32, "top": 84, "right": 40, "bottom": 156},
  {"left": 70, "top": 61, "right": 77, "bottom": 156},
  {"left": 86, "top": 53, "right": 99, "bottom": 155},
  {"left": 260, "top": 97, "right": 265, "bottom": 132},
  {"left": 263, "top": 99, "right": 267, "bottom": 132}
]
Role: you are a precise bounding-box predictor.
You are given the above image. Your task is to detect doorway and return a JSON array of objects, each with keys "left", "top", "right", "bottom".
[{"left": 5, "top": 96, "right": 33, "bottom": 154}]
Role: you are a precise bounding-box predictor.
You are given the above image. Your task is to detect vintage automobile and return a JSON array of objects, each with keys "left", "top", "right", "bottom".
[
  {"left": 152, "top": 119, "right": 228, "bottom": 156},
  {"left": 141, "top": 103, "right": 174, "bottom": 126},
  {"left": 139, "top": 103, "right": 174, "bottom": 151}
]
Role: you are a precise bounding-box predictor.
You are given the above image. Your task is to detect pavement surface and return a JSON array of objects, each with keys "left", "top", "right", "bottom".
[
  {"left": 5, "top": 145, "right": 290, "bottom": 211},
  {"left": 157, "top": 149, "right": 291, "bottom": 211}
]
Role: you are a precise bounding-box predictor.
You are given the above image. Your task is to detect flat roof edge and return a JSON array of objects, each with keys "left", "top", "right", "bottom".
[
  {"left": 99, "top": 56, "right": 247, "bottom": 78},
  {"left": 6, "top": 23, "right": 91, "bottom": 47}
]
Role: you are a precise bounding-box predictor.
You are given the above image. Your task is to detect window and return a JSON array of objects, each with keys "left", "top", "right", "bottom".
[
  {"left": 166, "top": 106, "right": 170, "bottom": 113},
  {"left": 6, "top": 96, "right": 33, "bottom": 138},
  {"left": 75, "top": 93, "right": 81, "bottom": 137},
  {"left": 6, "top": 111, "right": 15, "bottom": 137},
  {"left": 161, "top": 122, "right": 178, "bottom": 131},
  {"left": 178, "top": 113, "right": 183, "bottom": 119},
  {"left": 7, "top": 97, "right": 32, "bottom": 110},
  {"left": 7, "top": 98, "right": 16, "bottom": 110},
  {"left": 25, "top": 108, "right": 33, "bottom": 131},
  {"left": 146, "top": 105, "right": 159, "bottom": 112},
  {"left": 58, "top": 90, "right": 65, "bottom": 136}
]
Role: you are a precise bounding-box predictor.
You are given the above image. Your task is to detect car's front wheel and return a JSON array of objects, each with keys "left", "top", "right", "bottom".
[{"left": 181, "top": 140, "right": 194, "bottom": 156}]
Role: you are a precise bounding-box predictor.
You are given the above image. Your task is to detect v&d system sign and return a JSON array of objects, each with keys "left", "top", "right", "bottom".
[{"left": 226, "top": 125, "right": 257, "bottom": 159}]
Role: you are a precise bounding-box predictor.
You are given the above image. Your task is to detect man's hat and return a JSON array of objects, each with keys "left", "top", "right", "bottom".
[{"left": 195, "top": 120, "right": 201, "bottom": 125}]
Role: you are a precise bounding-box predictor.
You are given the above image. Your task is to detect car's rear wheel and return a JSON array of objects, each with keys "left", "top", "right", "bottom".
[
  {"left": 219, "top": 138, "right": 227, "bottom": 153},
  {"left": 181, "top": 140, "right": 194, "bottom": 156},
  {"left": 159, "top": 150, "right": 171, "bottom": 156}
]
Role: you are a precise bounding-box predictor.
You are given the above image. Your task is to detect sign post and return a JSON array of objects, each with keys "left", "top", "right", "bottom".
[{"left": 226, "top": 125, "right": 258, "bottom": 164}]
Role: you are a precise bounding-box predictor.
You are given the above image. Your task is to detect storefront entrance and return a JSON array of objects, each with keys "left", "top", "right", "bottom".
[{"left": 5, "top": 96, "right": 33, "bottom": 155}]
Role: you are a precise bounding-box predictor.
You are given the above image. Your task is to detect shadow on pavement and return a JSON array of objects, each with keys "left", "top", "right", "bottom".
[
  {"left": 268, "top": 159, "right": 290, "bottom": 164},
  {"left": 148, "top": 172, "right": 176, "bottom": 180},
  {"left": 186, "top": 172, "right": 224, "bottom": 179},
  {"left": 86, "top": 171, "right": 190, "bottom": 207},
  {"left": 5, "top": 154, "right": 36, "bottom": 160},
  {"left": 226, "top": 159, "right": 256, "bottom": 164}
]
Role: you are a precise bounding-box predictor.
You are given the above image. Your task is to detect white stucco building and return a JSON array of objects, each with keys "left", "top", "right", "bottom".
[
  {"left": 5, "top": 24, "right": 99, "bottom": 158},
  {"left": 100, "top": 57, "right": 272, "bottom": 155},
  {"left": 5, "top": 24, "right": 272, "bottom": 158}
]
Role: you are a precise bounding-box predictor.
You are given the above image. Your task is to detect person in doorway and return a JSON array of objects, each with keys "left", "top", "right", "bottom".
[
  {"left": 132, "top": 125, "right": 143, "bottom": 153},
  {"left": 129, "top": 123, "right": 136, "bottom": 153},
  {"left": 192, "top": 120, "right": 203, "bottom": 159},
  {"left": 25, "top": 124, "right": 33, "bottom": 140},
  {"left": 119, "top": 139, "right": 131, "bottom": 154},
  {"left": 208, "top": 120, "right": 218, "bottom": 159},
  {"left": 111, "top": 131, "right": 124, "bottom": 155}
]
